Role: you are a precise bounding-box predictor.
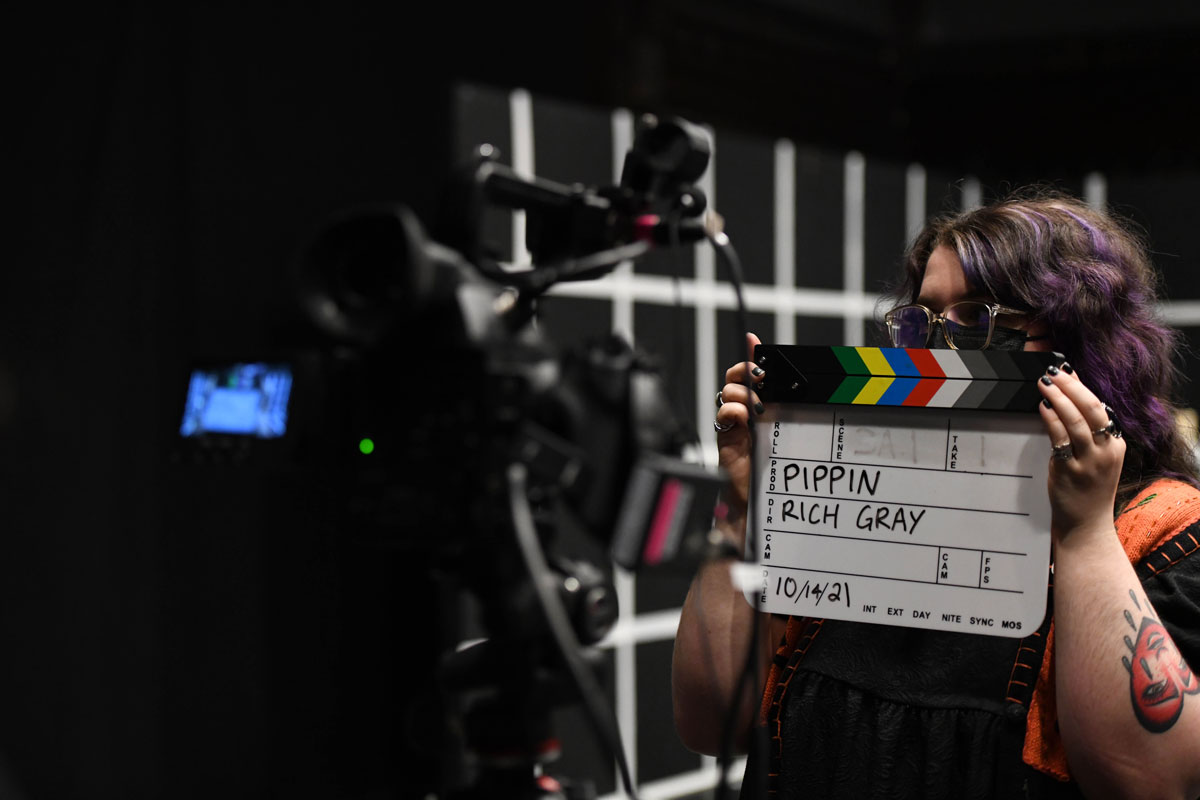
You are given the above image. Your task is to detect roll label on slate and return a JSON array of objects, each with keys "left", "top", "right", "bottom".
[{"left": 746, "top": 345, "right": 1059, "bottom": 638}]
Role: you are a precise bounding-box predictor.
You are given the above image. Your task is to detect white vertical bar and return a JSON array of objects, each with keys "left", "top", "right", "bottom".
[
  {"left": 774, "top": 139, "right": 796, "bottom": 344},
  {"left": 1084, "top": 171, "right": 1108, "bottom": 209},
  {"left": 905, "top": 163, "right": 927, "bottom": 246},
  {"left": 607, "top": 108, "right": 640, "bottom": 798},
  {"left": 697, "top": 125, "right": 719, "bottom": 454},
  {"left": 510, "top": 88, "right": 534, "bottom": 267},
  {"left": 609, "top": 107, "right": 637, "bottom": 791},
  {"left": 961, "top": 175, "right": 982, "bottom": 211},
  {"left": 843, "top": 151, "right": 866, "bottom": 346},
  {"left": 612, "top": 109, "right": 636, "bottom": 343},
  {"left": 614, "top": 566, "right": 637, "bottom": 796}
]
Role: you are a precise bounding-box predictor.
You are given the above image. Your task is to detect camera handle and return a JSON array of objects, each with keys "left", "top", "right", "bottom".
[
  {"left": 435, "top": 114, "right": 713, "bottom": 296},
  {"left": 439, "top": 463, "right": 633, "bottom": 800}
]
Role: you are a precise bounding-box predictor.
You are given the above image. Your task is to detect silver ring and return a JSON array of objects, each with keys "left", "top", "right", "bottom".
[
  {"left": 1052, "top": 442, "right": 1074, "bottom": 461},
  {"left": 715, "top": 390, "right": 725, "bottom": 410},
  {"left": 1094, "top": 405, "right": 1123, "bottom": 438},
  {"left": 714, "top": 418, "right": 735, "bottom": 433}
]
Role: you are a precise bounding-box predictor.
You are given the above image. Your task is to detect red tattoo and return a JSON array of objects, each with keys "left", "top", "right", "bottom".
[{"left": 1122, "top": 591, "right": 1199, "bottom": 733}]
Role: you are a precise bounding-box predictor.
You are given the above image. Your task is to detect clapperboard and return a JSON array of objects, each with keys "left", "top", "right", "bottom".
[{"left": 744, "top": 344, "right": 1062, "bottom": 638}]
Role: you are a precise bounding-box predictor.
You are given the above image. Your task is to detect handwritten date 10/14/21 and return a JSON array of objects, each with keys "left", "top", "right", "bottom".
[{"left": 772, "top": 575, "right": 851, "bottom": 607}]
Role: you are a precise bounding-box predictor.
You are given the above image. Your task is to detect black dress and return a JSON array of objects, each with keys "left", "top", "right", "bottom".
[{"left": 743, "top": 514, "right": 1200, "bottom": 800}]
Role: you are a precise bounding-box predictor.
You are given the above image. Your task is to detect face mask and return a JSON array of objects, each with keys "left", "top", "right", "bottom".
[{"left": 929, "top": 324, "right": 1032, "bottom": 351}]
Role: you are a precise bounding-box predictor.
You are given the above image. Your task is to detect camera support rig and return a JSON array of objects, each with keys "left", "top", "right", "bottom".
[{"left": 291, "top": 114, "right": 730, "bottom": 799}]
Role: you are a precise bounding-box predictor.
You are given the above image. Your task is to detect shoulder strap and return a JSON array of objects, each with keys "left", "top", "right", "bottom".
[
  {"left": 1114, "top": 479, "right": 1200, "bottom": 558},
  {"left": 757, "top": 616, "right": 824, "bottom": 797},
  {"left": 758, "top": 616, "right": 818, "bottom": 726}
]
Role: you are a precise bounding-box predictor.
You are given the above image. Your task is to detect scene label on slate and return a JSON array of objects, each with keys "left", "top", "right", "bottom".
[{"left": 744, "top": 345, "right": 1059, "bottom": 638}]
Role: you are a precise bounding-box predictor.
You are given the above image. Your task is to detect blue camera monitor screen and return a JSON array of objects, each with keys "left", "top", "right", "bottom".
[{"left": 180, "top": 363, "right": 293, "bottom": 439}]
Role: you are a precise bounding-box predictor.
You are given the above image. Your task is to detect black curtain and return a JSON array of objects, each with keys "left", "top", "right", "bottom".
[{"left": 7, "top": 7, "right": 459, "bottom": 798}]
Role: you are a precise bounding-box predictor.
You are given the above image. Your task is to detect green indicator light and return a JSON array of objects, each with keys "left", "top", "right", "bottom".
[{"left": 358, "top": 438, "right": 375, "bottom": 455}]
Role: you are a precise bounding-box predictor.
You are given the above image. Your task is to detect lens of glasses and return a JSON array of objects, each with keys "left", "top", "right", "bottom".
[
  {"left": 887, "top": 306, "right": 933, "bottom": 347},
  {"left": 943, "top": 301, "right": 993, "bottom": 349}
]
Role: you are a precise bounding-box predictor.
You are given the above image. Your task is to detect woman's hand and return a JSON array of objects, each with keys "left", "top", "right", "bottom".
[
  {"left": 714, "top": 332, "right": 765, "bottom": 517},
  {"left": 1037, "top": 363, "right": 1126, "bottom": 543},
  {"left": 674, "top": 333, "right": 783, "bottom": 757}
]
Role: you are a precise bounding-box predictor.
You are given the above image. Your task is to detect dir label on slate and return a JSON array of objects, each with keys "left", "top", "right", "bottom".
[{"left": 747, "top": 404, "right": 1052, "bottom": 638}]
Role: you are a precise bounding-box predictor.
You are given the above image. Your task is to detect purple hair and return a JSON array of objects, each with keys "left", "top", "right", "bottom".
[{"left": 883, "top": 187, "right": 1198, "bottom": 506}]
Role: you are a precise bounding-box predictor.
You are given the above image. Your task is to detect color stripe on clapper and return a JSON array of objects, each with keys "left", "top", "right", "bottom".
[{"left": 753, "top": 344, "right": 1061, "bottom": 411}]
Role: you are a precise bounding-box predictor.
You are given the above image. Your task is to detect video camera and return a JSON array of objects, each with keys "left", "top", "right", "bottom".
[{"left": 176, "top": 114, "right": 732, "bottom": 798}]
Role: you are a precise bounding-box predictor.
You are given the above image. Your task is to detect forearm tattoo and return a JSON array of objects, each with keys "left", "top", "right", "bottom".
[{"left": 1121, "top": 589, "right": 1199, "bottom": 732}]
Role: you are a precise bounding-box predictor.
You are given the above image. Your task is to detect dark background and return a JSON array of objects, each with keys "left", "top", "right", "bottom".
[{"left": 6, "top": 2, "right": 1200, "bottom": 798}]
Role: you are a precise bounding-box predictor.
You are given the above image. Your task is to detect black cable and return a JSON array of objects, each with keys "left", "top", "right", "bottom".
[
  {"left": 709, "top": 231, "right": 764, "bottom": 800},
  {"left": 506, "top": 463, "right": 641, "bottom": 800}
]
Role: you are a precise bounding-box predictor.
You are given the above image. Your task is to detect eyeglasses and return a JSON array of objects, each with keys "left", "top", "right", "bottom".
[{"left": 884, "top": 301, "right": 1032, "bottom": 350}]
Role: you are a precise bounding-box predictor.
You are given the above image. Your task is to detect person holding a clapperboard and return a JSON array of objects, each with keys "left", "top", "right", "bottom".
[{"left": 673, "top": 188, "right": 1200, "bottom": 798}]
